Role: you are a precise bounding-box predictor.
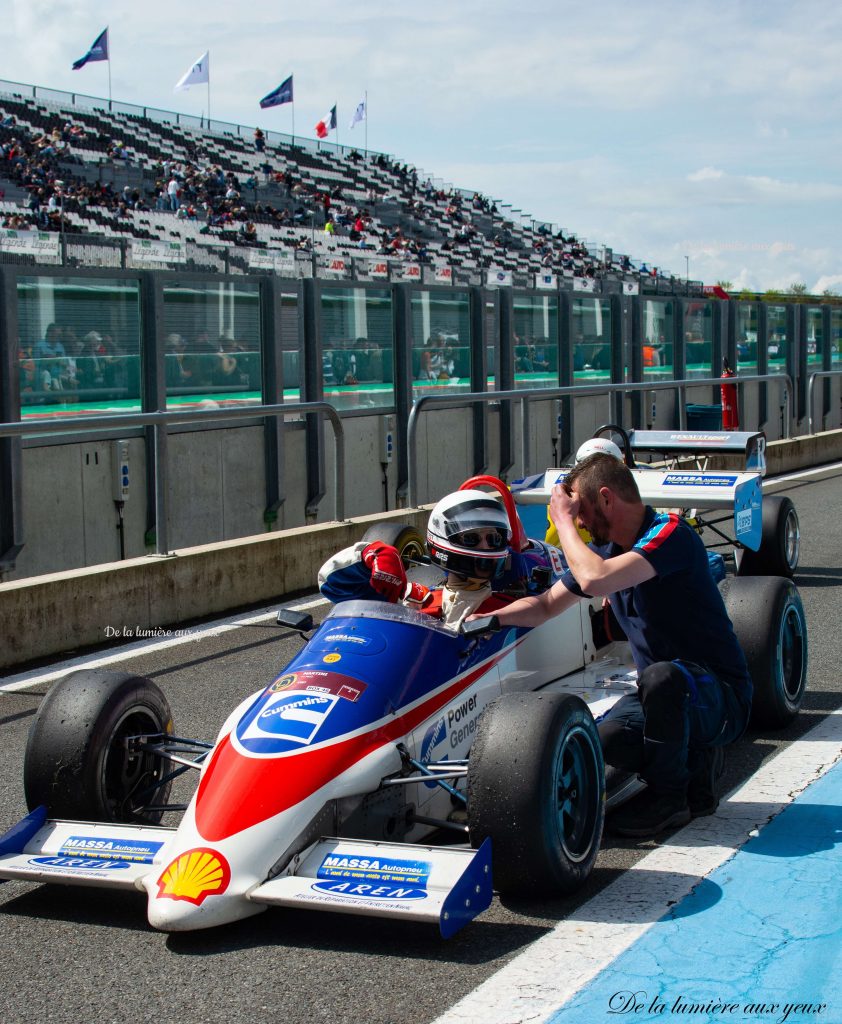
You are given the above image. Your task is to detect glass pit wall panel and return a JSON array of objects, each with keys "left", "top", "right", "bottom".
[
  {"left": 684, "top": 300, "right": 715, "bottom": 379},
  {"left": 805, "top": 307, "right": 823, "bottom": 368},
  {"left": 320, "top": 286, "right": 395, "bottom": 413},
  {"left": 513, "top": 294, "right": 559, "bottom": 389},
  {"left": 640, "top": 299, "right": 675, "bottom": 380},
  {"left": 410, "top": 289, "right": 472, "bottom": 400},
  {"left": 736, "top": 303, "right": 759, "bottom": 374},
  {"left": 17, "top": 275, "right": 142, "bottom": 416},
  {"left": 832, "top": 309, "right": 842, "bottom": 367},
  {"left": 572, "top": 297, "right": 613, "bottom": 381},
  {"left": 163, "top": 279, "right": 262, "bottom": 409},
  {"left": 766, "top": 304, "right": 788, "bottom": 375}
]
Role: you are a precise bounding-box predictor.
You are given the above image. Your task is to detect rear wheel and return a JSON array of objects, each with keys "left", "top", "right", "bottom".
[
  {"left": 361, "top": 522, "right": 426, "bottom": 569},
  {"left": 738, "top": 495, "right": 799, "bottom": 578},
  {"left": 719, "top": 576, "right": 807, "bottom": 728},
  {"left": 467, "top": 692, "right": 604, "bottom": 895},
  {"left": 24, "top": 671, "right": 174, "bottom": 823}
]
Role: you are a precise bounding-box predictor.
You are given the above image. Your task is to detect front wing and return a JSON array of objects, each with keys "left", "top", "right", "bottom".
[{"left": 0, "top": 808, "right": 492, "bottom": 938}]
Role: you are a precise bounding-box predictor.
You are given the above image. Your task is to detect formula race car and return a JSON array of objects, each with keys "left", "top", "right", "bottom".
[
  {"left": 0, "top": 474, "right": 808, "bottom": 938},
  {"left": 517, "top": 424, "right": 799, "bottom": 580}
]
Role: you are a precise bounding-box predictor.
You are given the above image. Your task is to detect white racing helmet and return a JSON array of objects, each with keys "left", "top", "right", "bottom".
[
  {"left": 575, "top": 436, "right": 623, "bottom": 463},
  {"left": 427, "top": 489, "right": 511, "bottom": 579}
]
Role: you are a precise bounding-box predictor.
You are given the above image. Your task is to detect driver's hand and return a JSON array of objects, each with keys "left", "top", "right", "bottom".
[{"left": 362, "top": 542, "right": 407, "bottom": 603}]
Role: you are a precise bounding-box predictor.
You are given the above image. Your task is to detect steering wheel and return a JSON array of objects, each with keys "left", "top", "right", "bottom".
[{"left": 592, "top": 423, "right": 635, "bottom": 468}]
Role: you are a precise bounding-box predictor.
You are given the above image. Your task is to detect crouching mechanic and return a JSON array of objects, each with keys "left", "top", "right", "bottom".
[
  {"left": 477, "top": 452, "right": 752, "bottom": 838},
  {"left": 319, "top": 489, "right": 551, "bottom": 628}
]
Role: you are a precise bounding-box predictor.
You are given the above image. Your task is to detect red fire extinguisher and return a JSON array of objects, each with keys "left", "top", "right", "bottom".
[{"left": 720, "top": 357, "right": 739, "bottom": 430}]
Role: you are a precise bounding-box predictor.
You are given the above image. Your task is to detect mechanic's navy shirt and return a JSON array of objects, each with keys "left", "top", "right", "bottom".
[{"left": 561, "top": 507, "right": 752, "bottom": 711}]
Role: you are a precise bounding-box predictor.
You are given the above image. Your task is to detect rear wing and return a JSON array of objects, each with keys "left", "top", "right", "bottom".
[
  {"left": 512, "top": 468, "right": 763, "bottom": 551},
  {"left": 627, "top": 429, "right": 766, "bottom": 477}
]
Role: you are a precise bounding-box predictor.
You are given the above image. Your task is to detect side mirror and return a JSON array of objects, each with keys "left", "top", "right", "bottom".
[
  {"left": 460, "top": 615, "right": 500, "bottom": 638},
  {"left": 276, "top": 609, "right": 314, "bottom": 633}
]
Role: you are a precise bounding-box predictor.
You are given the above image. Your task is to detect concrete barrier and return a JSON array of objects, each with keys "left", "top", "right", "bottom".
[
  {"left": 2, "top": 429, "right": 841, "bottom": 672},
  {"left": 0, "top": 507, "right": 430, "bottom": 671}
]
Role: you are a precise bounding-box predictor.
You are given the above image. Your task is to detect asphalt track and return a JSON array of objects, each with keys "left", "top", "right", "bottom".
[{"left": 0, "top": 464, "right": 840, "bottom": 1024}]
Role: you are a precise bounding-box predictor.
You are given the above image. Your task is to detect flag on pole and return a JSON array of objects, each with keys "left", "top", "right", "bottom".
[
  {"left": 175, "top": 51, "right": 209, "bottom": 91},
  {"left": 315, "top": 106, "right": 337, "bottom": 139},
  {"left": 349, "top": 98, "right": 366, "bottom": 129},
  {"left": 72, "top": 27, "right": 109, "bottom": 70},
  {"left": 260, "top": 75, "right": 294, "bottom": 109}
]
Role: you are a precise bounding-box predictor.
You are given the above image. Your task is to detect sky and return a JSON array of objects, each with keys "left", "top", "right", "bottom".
[{"left": 2, "top": 0, "right": 841, "bottom": 293}]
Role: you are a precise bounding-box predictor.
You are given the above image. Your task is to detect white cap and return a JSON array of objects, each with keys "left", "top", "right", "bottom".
[{"left": 575, "top": 437, "right": 623, "bottom": 463}]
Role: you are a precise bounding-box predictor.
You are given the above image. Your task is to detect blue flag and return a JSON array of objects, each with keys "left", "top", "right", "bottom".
[
  {"left": 260, "top": 75, "right": 293, "bottom": 109},
  {"left": 72, "top": 27, "right": 109, "bottom": 70}
]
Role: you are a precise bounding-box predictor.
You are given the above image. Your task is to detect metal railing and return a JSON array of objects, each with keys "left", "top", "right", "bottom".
[
  {"left": 406, "top": 373, "right": 793, "bottom": 506},
  {"left": 0, "top": 401, "right": 345, "bottom": 555},
  {"left": 807, "top": 369, "right": 842, "bottom": 434}
]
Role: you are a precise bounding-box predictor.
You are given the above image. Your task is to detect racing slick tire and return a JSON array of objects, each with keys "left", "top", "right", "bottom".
[
  {"left": 361, "top": 522, "right": 427, "bottom": 569},
  {"left": 467, "top": 691, "right": 604, "bottom": 895},
  {"left": 738, "top": 495, "right": 799, "bottom": 578},
  {"left": 24, "top": 670, "right": 174, "bottom": 824},
  {"left": 718, "top": 576, "right": 807, "bottom": 729}
]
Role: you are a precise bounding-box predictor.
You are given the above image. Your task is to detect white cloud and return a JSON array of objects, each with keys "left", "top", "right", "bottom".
[{"left": 1, "top": 1, "right": 841, "bottom": 291}]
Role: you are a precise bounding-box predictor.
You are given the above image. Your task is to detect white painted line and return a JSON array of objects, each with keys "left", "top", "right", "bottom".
[
  {"left": 768, "top": 459, "right": 842, "bottom": 485},
  {"left": 431, "top": 708, "right": 842, "bottom": 1024},
  {"left": 0, "top": 593, "right": 327, "bottom": 693}
]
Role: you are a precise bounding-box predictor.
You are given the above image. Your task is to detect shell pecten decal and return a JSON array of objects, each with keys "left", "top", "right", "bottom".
[{"left": 156, "top": 848, "right": 231, "bottom": 905}]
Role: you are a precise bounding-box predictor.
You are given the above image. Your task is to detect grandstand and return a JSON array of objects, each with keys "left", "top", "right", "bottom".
[{"left": 0, "top": 78, "right": 701, "bottom": 293}]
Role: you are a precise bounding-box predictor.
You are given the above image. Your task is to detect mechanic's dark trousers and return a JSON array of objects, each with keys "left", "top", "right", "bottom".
[{"left": 598, "top": 660, "right": 748, "bottom": 797}]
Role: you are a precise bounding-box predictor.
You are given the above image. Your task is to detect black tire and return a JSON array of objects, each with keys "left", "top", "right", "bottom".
[
  {"left": 467, "top": 692, "right": 604, "bottom": 896},
  {"left": 361, "top": 522, "right": 426, "bottom": 568},
  {"left": 738, "top": 495, "right": 799, "bottom": 578},
  {"left": 24, "top": 671, "right": 174, "bottom": 824},
  {"left": 719, "top": 576, "right": 808, "bottom": 728}
]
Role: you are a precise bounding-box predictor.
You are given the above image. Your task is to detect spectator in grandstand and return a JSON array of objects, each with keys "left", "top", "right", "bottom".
[
  {"left": 254, "top": 128, "right": 266, "bottom": 153},
  {"left": 34, "top": 323, "right": 66, "bottom": 362},
  {"left": 167, "top": 176, "right": 180, "bottom": 212}
]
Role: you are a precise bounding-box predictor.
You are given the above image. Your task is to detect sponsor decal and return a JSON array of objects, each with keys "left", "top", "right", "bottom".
[
  {"left": 156, "top": 848, "right": 231, "bottom": 905},
  {"left": 736, "top": 508, "right": 753, "bottom": 534},
  {"left": 244, "top": 692, "right": 338, "bottom": 748},
  {"left": 667, "top": 434, "right": 729, "bottom": 443},
  {"left": 549, "top": 547, "right": 565, "bottom": 576},
  {"left": 663, "top": 473, "right": 737, "bottom": 487},
  {"left": 59, "top": 835, "right": 163, "bottom": 864},
  {"left": 311, "top": 880, "right": 427, "bottom": 901},
  {"left": 268, "top": 669, "right": 366, "bottom": 703},
  {"left": 323, "top": 653, "right": 341, "bottom": 664},
  {"left": 30, "top": 856, "right": 130, "bottom": 871},
  {"left": 419, "top": 716, "right": 447, "bottom": 788},
  {"left": 318, "top": 854, "right": 430, "bottom": 887}
]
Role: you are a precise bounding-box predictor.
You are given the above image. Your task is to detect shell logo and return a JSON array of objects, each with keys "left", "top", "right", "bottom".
[{"left": 156, "top": 848, "right": 231, "bottom": 905}]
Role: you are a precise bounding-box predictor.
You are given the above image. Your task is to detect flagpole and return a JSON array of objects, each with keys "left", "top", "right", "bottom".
[
  {"left": 292, "top": 100, "right": 295, "bottom": 147},
  {"left": 107, "top": 56, "right": 112, "bottom": 107},
  {"left": 336, "top": 104, "right": 340, "bottom": 154},
  {"left": 365, "top": 90, "right": 368, "bottom": 154}
]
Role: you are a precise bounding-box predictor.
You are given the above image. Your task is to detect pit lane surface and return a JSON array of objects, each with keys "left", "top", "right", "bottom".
[{"left": 1, "top": 465, "right": 840, "bottom": 1024}]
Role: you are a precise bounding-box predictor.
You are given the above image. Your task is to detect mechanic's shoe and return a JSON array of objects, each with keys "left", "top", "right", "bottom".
[
  {"left": 687, "top": 745, "right": 725, "bottom": 817},
  {"left": 609, "top": 789, "right": 691, "bottom": 838}
]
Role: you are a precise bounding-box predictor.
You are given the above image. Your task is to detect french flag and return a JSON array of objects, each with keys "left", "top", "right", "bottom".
[{"left": 315, "top": 106, "right": 337, "bottom": 139}]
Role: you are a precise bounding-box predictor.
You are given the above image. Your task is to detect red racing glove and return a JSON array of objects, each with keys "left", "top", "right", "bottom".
[{"left": 361, "top": 542, "right": 407, "bottom": 603}]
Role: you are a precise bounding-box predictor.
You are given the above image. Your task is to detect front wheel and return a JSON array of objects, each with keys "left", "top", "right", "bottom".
[
  {"left": 467, "top": 692, "right": 604, "bottom": 896},
  {"left": 24, "top": 671, "right": 174, "bottom": 824},
  {"left": 719, "top": 576, "right": 807, "bottom": 728}
]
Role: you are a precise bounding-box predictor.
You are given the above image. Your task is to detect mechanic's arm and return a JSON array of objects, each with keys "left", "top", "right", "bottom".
[
  {"left": 550, "top": 485, "right": 656, "bottom": 596},
  {"left": 471, "top": 577, "right": 581, "bottom": 628}
]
